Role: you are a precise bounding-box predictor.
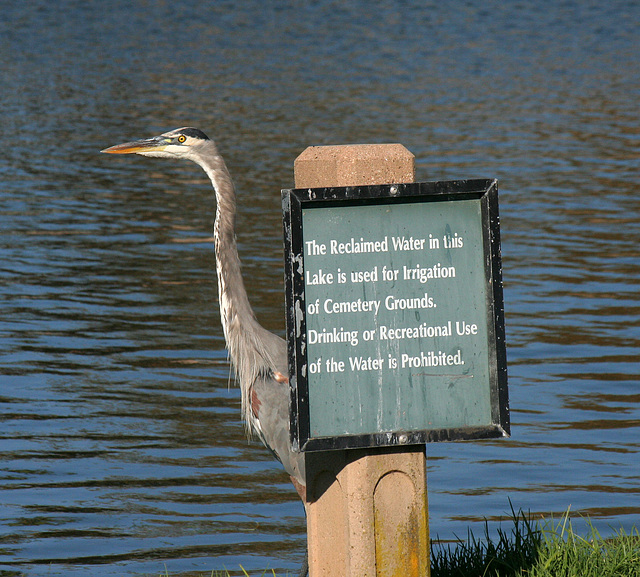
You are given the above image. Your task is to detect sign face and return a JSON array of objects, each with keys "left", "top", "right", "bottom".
[{"left": 282, "top": 180, "right": 509, "bottom": 452}]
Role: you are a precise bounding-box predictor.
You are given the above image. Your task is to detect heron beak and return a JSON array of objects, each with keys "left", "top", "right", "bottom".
[{"left": 101, "top": 136, "right": 169, "bottom": 154}]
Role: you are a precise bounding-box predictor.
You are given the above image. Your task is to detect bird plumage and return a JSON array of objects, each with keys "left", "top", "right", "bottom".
[{"left": 102, "top": 128, "right": 305, "bottom": 489}]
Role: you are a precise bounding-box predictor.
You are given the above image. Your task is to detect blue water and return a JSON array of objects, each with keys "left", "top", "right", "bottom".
[{"left": 1, "top": 1, "right": 639, "bottom": 575}]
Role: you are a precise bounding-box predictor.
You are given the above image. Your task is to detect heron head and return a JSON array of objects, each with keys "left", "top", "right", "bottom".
[{"left": 101, "top": 127, "right": 211, "bottom": 159}]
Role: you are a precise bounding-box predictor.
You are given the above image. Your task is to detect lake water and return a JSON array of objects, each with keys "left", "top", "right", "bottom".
[{"left": 1, "top": 1, "right": 638, "bottom": 575}]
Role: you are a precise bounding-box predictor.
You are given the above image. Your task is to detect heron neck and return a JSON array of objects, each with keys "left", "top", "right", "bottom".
[
  {"left": 198, "top": 152, "right": 258, "bottom": 340},
  {"left": 195, "top": 146, "right": 279, "bottom": 432}
]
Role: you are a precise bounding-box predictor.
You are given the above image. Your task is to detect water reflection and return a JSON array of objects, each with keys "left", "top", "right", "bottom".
[{"left": 1, "top": 1, "right": 639, "bottom": 575}]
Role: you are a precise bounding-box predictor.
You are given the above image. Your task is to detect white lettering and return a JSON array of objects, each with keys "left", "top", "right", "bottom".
[
  {"left": 384, "top": 292, "right": 435, "bottom": 311},
  {"left": 400, "top": 350, "right": 464, "bottom": 368},
  {"left": 330, "top": 236, "right": 389, "bottom": 254},
  {"left": 402, "top": 263, "right": 456, "bottom": 284},
  {"left": 390, "top": 236, "right": 426, "bottom": 251},
  {"left": 323, "top": 298, "right": 380, "bottom": 316},
  {"left": 348, "top": 356, "right": 384, "bottom": 371}
]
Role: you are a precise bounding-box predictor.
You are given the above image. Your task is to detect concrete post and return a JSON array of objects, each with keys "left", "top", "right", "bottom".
[{"left": 294, "top": 143, "right": 430, "bottom": 577}]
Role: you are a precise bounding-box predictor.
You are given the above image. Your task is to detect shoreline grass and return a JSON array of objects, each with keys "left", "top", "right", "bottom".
[
  {"left": 430, "top": 504, "right": 541, "bottom": 576},
  {"left": 521, "top": 517, "right": 639, "bottom": 577},
  {"left": 161, "top": 507, "right": 640, "bottom": 577},
  {"left": 431, "top": 505, "right": 640, "bottom": 576}
]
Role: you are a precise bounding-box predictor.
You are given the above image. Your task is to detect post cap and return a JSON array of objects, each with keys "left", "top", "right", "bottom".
[{"left": 294, "top": 143, "right": 415, "bottom": 188}]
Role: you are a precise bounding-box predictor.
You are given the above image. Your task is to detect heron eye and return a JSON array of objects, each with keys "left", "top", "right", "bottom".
[{"left": 177, "top": 135, "right": 187, "bottom": 143}]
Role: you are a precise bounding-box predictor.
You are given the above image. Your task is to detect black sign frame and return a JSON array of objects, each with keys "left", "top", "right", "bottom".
[{"left": 282, "top": 179, "right": 509, "bottom": 452}]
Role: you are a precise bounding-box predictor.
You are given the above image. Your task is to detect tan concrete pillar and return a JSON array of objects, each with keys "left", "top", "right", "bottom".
[{"left": 294, "top": 143, "right": 430, "bottom": 577}]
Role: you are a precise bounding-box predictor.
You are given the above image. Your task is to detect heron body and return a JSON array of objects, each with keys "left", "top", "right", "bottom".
[{"left": 102, "top": 128, "right": 306, "bottom": 493}]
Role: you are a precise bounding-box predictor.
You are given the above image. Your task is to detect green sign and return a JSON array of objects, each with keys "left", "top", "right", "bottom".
[{"left": 282, "top": 180, "right": 509, "bottom": 452}]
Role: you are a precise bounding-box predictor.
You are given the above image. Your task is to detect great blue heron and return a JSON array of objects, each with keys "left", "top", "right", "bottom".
[{"left": 102, "top": 128, "right": 308, "bottom": 570}]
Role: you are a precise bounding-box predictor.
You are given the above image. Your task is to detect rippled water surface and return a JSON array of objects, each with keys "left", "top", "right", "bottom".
[{"left": 1, "top": 1, "right": 639, "bottom": 575}]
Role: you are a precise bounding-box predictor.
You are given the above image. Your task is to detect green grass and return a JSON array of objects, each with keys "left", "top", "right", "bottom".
[
  {"left": 431, "top": 505, "right": 640, "bottom": 577},
  {"left": 430, "top": 504, "right": 541, "bottom": 576},
  {"left": 520, "top": 518, "right": 640, "bottom": 577},
  {"left": 160, "top": 507, "right": 640, "bottom": 576}
]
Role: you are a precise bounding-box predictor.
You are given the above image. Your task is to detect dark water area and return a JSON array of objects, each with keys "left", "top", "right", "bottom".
[{"left": 1, "top": 1, "right": 639, "bottom": 575}]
